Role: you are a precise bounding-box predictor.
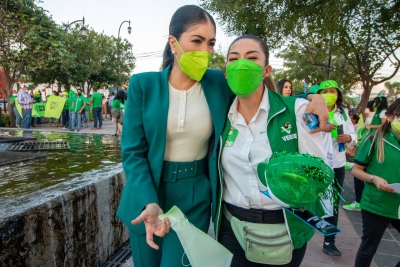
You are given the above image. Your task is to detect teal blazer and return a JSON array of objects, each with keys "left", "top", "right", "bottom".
[{"left": 117, "top": 65, "right": 233, "bottom": 233}]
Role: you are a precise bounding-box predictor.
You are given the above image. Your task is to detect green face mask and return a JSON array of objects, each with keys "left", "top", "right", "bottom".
[
  {"left": 321, "top": 93, "right": 338, "bottom": 106},
  {"left": 392, "top": 120, "right": 400, "bottom": 134},
  {"left": 174, "top": 38, "right": 211, "bottom": 81},
  {"left": 373, "top": 104, "right": 379, "bottom": 109},
  {"left": 225, "top": 58, "right": 264, "bottom": 98}
]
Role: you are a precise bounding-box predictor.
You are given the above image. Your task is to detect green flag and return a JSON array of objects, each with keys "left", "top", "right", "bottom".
[
  {"left": 15, "top": 99, "right": 23, "bottom": 117},
  {"left": 44, "top": 96, "right": 66, "bottom": 118},
  {"left": 32, "top": 102, "right": 46, "bottom": 118}
]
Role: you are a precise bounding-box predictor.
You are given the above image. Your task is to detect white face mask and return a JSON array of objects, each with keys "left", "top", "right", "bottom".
[{"left": 12, "top": 93, "right": 17, "bottom": 96}]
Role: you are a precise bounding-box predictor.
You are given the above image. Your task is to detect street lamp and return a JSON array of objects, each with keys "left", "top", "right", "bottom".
[
  {"left": 118, "top": 20, "right": 131, "bottom": 39},
  {"left": 65, "top": 16, "right": 88, "bottom": 38},
  {"left": 117, "top": 20, "right": 131, "bottom": 91}
]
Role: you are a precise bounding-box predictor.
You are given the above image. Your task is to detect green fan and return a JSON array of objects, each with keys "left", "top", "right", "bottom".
[{"left": 257, "top": 153, "right": 334, "bottom": 208}]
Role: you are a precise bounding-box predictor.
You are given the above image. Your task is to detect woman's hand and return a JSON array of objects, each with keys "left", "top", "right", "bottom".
[
  {"left": 365, "top": 125, "right": 371, "bottom": 130},
  {"left": 305, "top": 94, "right": 329, "bottom": 133},
  {"left": 337, "top": 134, "right": 352, "bottom": 143},
  {"left": 324, "top": 124, "right": 337, "bottom": 133},
  {"left": 372, "top": 176, "right": 395, "bottom": 193},
  {"left": 131, "top": 203, "right": 171, "bottom": 250}
]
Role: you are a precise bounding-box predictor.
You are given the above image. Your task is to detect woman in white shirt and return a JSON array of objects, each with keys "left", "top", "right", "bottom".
[
  {"left": 316, "top": 80, "right": 357, "bottom": 257},
  {"left": 217, "top": 35, "right": 333, "bottom": 267},
  {"left": 363, "top": 100, "right": 375, "bottom": 126}
]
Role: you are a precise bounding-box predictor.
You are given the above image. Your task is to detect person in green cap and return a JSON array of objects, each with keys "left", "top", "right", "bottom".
[
  {"left": 69, "top": 88, "right": 86, "bottom": 132},
  {"left": 309, "top": 84, "right": 320, "bottom": 94},
  {"left": 316, "top": 79, "right": 357, "bottom": 256},
  {"left": 90, "top": 88, "right": 103, "bottom": 129}
]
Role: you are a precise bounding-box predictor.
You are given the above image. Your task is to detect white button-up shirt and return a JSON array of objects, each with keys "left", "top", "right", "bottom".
[
  {"left": 221, "top": 89, "right": 333, "bottom": 210},
  {"left": 329, "top": 107, "right": 357, "bottom": 168}
]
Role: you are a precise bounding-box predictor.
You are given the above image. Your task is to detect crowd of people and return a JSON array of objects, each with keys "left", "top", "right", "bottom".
[
  {"left": 116, "top": 5, "right": 399, "bottom": 267},
  {"left": 8, "top": 86, "right": 125, "bottom": 133}
]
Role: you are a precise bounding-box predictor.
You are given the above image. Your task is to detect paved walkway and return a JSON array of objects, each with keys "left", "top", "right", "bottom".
[
  {"left": 121, "top": 171, "right": 400, "bottom": 267},
  {"left": 7, "top": 117, "right": 118, "bottom": 135}
]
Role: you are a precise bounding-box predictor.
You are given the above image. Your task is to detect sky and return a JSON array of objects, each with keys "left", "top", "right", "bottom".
[{"left": 38, "top": 0, "right": 399, "bottom": 90}]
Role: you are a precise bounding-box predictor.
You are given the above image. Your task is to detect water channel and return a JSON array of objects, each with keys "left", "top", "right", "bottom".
[{"left": 0, "top": 129, "right": 122, "bottom": 202}]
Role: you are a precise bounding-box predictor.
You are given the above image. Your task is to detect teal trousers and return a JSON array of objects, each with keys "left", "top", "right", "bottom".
[{"left": 129, "top": 172, "right": 211, "bottom": 267}]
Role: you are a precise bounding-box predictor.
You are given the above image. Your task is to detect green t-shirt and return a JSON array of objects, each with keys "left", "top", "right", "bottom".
[
  {"left": 91, "top": 92, "right": 102, "bottom": 108},
  {"left": 112, "top": 99, "right": 124, "bottom": 112},
  {"left": 71, "top": 95, "right": 86, "bottom": 112},
  {"left": 354, "top": 131, "right": 400, "bottom": 219},
  {"left": 33, "top": 95, "right": 42, "bottom": 103},
  {"left": 10, "top": 95, "right": 17, "bottom": 105},
  {"left": 63, "top": 97, "right": 70, "bottom": 111},
  {"left": 84, "top": 97, "right": 90, "bottom": 110}
]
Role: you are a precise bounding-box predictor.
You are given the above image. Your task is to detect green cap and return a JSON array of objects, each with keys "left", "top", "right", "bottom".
[
  {"left": 309, "top": 85, "right": 320, "bottom": 94},
  {"left": 318, "top": 80, "right": 342, "bottom": 92}
]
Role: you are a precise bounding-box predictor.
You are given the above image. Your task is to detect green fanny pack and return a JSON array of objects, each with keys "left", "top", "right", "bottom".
[{"left": 223, "top": 206, "right": 293, "bottom": 265}]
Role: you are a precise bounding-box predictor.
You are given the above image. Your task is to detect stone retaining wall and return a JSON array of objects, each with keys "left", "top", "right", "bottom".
[{"left": 0, "top": 165, "right": 129, "bottom": 267}]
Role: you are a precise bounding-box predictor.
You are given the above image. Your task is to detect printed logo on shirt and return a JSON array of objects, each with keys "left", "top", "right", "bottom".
[
  {"left": 224, "top": 127, "right": 239, "bottom": 147},
  {"left": 260, "top": 130, "right": 266, "bottom": 135},
  {"left": 281, "top": 122, "right": 297, "bottom": 141},
  {"left": 281, "top": 122, "right": 292, "bottom": 134}
]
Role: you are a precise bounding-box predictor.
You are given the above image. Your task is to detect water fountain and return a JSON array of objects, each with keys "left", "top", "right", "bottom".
[{"left": 0, "top": 129, "right": 129, "bottom": 266}]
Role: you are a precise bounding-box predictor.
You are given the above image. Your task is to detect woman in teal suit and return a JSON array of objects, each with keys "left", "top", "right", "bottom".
[
  {"left": 117, "top": 6, "right": 232, "bottom": 267},
  {"left": 117, "top": 5, "right": 329, "bottom": 267}
]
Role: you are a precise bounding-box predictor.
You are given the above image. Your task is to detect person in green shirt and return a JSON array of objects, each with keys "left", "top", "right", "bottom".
[
  {"left": 69, "top": 88, "right": 86, "bottom": 132},
  {"left": 61, "top": 91, "right": 69, "bottom": 129},
  {"left": 31, "top": 91, "right": 43, "bottom": 127},
  {"left": 9, "top": 89, "right": 21, "bottom": 128},
  {"left": 111, "top": 90, "right": 126, "bottom": 134},
  {"left": 90, "top": 88, "right": 103, "bottom": 129},
  {"left": 352, "top": 98, "right": 400, "bottom": 267},
  {"left": 81, "top": 94, "right": 91, "bottom": 128}
]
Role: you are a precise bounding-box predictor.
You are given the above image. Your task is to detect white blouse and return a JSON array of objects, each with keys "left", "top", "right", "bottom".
[
  {"left": 221, "top": 88, "right": 332, "bottom": 210},
  {"left": 364, "top": 108, "right": 376, "bottom": 126},
  {"left": 164, "top": 82, "right": 212, "bottom": 162}
]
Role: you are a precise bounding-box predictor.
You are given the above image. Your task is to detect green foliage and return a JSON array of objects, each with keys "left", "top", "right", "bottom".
[
  {"left": 209, "top": 47, "right": 226, "bottom": 70},
  {"left": 0, "top": 114, "right": 10, "bottom": 127},
  {"left": 385, "top": 81, "right": 400, "bottom": 102},
  {"left": 0, "top": 0, "right": 136, "bottom": 98},
  {"left": 60, "top": 28, "right": 136, "bottom": 93},
  {"left": 202, "top": 0, "right": 400, "bottom": 114},
  {"left": 0, "top": 0, "right": 68, "bottom": 98}
]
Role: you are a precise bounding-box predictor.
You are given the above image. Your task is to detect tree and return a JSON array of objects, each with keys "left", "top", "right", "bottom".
[
  {"left": 209, "top": 46, "right": 226, "bottom": 70},
  {"left": 273, "top": 42, "right": 359, "bottom": 94},
  {"left": 384, "top": 81, "right": 400, "bottom": 102},
  {"left": 0, "top": 0, "right": 68, "bottom": 126},
  {"left": 202, "top": 0, "right": 400, "bottom": 114}
]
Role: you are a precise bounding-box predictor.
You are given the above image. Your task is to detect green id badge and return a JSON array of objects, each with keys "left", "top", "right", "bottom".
[{"left": 224, "top": 127, "right": 239, "bottom": 147}]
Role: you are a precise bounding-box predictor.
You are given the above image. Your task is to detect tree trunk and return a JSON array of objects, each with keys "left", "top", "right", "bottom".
[
  {"left": 5, "top": 75, "right": 16, "bottom": 127},
  {"left": 355, "top": 80, "right": 373, "bottom": 115}
]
